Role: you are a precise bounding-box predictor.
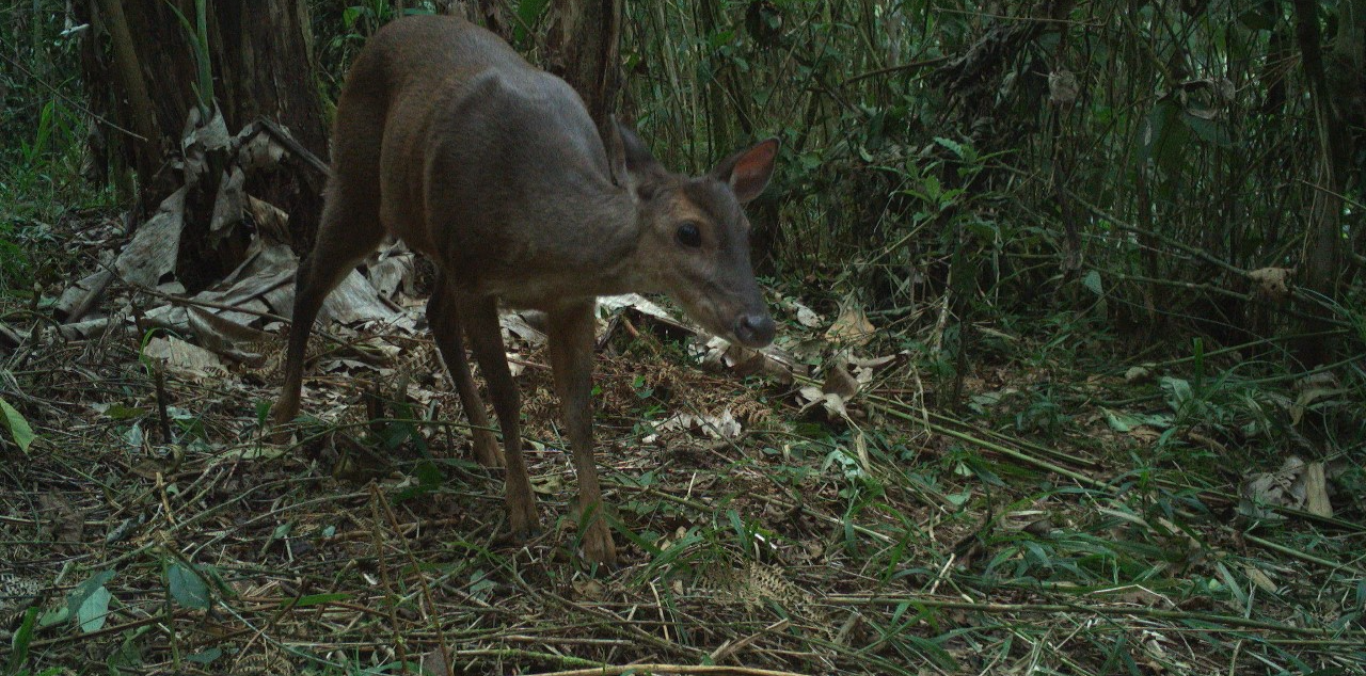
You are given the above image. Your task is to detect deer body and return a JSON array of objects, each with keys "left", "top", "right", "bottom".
[{"left": 275, "top": 15, "right": 777, "bottom": 566}]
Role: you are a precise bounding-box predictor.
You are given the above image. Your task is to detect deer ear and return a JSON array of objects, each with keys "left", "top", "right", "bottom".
[
  {"left": 611, "top": 118, "right": 660, "bottom": 175},
  {"left": 713, "top": 138, "right": 779, "bottom": 203},
  {"left": 606, "top": 117, "right": 628, "bottom": 187}
]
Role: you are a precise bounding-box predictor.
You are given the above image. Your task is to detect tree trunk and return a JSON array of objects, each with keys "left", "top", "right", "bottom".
[
  {"left": 77, "top": 0, "right": 328, "bottom": 287},
  {"left": 1291, "top": 0, "right": 1351, "bottom": 367},
  {"left": 544, "top": 0, "right": 622, "bottom": 135}
]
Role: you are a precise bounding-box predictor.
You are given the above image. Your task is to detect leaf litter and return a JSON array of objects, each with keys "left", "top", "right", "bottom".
[{"left": 1, "top": 219, "right": 1363, "bottom": 675}]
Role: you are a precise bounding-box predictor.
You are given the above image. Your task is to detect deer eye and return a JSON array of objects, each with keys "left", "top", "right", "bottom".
[{"left": 676, "top": 221, "right": 703, "bottom": 248}]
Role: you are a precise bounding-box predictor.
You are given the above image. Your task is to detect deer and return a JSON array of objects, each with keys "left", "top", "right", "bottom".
[{"left": 272, "top": 14, "right": 778, "bottom": 566}]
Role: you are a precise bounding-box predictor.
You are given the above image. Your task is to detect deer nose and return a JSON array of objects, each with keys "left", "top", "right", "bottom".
[{"left": 733, "top": 313, "right": 775, "bottom": 347}]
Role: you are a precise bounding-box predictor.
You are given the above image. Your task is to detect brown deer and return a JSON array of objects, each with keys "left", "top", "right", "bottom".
[{"left": 273, "top": 15, "right": 777, "bottom": 566}]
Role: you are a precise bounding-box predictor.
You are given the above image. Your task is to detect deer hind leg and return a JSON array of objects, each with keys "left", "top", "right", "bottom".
[
  {"left": 427, "top": 272, "right": 502, "bottom": 467},
  {"left": 272, "top": 186, "right": 385, "bottom": 431},
  {"left": 461, "top": 294, "right": 539, "bottom": 536},
  {"left": 273, "top": 82, "right": 388, "bottom": 432}
]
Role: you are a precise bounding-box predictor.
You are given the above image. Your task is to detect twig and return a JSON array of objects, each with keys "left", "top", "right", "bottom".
[
  {"left": 135, "top": 282, "right": 293, "bottom": 325},
  {"left": 369, "top": 485, "right": 411, "bottom": 672},
  {"left": 839, "top": 56, "right": 948, "bottom": 86},
  {"left": 250, "top": 117, "right": 332, "bottom": 178},
  {"left": 710, "top": 619, "right": 790, "bottom": 664},
  {"left": 62, "top": 270, "right": 115, "bottom": 324}
]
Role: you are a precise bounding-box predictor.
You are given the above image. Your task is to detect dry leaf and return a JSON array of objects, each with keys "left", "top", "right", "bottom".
[
  {"left": 797, "top": 385, "right": 849, "bottom": 420},
  {"left": 1290, "top": 386, "right": 1346, "bottom": 426},
  {"left": 572, "top": 578, "right": 606, "bottom": 600},
  {"left": 1295, "top": 372, "right": 1339, "bottom": 390},
  {"left": 1242, "top": 565, "right": 1278, "bottom": 594},
  {"left": 248, "top": 195, "right": 291, "bottom": 246},
  {"left": 1240, "top": 456, "right": 1333, "bottom": 519},
  {"left": 1301, "top": 461, "right": 1332, "bottom": 517},
  {"left": 501, "top": 311, "right": 548, "bottom": 348},
  {"left": 209, "top": 166, "right": 246, "bottom": 242},
  {"left": 788, "top": 299, "right": 823, "bottom": 328},
  {"left": 826, "top": 302, "right": 875, "bottom": 346},
  {"left": 115, "top": 187, "right": 187, "bottom": 288},
  {"left": 1049, "top": 69, "right": 1078, "bottom": 105},
  {"left": 366, "top": 245, "right": 416, "bottom": 300},
  {"left": 599, "top": 293, "right": 673, "bottom": 321},
  {"left": 657, "top": 409, "right": 742, "bottom": 439},
  {"left": 823, "top": 360, "right": 859, "bottom": 399},
  {"left": 1247, "top": 267, "right": 1292, "bottom": 302},
  {"left": 143, "top": 336, "right": 227, "bottom": 381}
]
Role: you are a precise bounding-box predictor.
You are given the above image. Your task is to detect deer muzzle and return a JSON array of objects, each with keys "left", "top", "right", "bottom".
[{"left": 731, "top": 311, "right": 775, "bottom": 347}]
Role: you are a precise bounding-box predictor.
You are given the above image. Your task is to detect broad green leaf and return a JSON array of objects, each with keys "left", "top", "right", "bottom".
[
  {"left": 514, "top": 0, "right": 550, "bottom": 44},
  {"left": 77, "top": 587, "right": 111, "bottom": 633},
  {"left": 1139, "top": 99, "right": 1190, "bottom": 175},
  {"left": 1182, "top": 112, "right": 1233, "bottom": 147},
  {"left": 1160, "top": 376, "right": 1193, "bottom": 410},
  {"left": 167, "top": 562, "right": 210, "bottom": 610},
  {"left": 66, "top": 570, "right": 115, "bottom": 619},
  {"left": 1083, "top": 270, "right": 1104, "bottom": 296},
  {"left": 187, "top": 647, "right": 222, "bottom": 665},
  {"left": 1104, "top": 408, "right": 1167, "bottom": 432},
  {"left": 0, "top": 397, "right": 35, "bottom": 453}
]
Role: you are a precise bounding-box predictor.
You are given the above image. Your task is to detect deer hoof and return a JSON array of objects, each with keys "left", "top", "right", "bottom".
[
  {"left": 508, "top": 499, "right": 540, "bottom": 539},
  {"left": 472, "top": 429, "right": 504, "bottom": 468},
  {"left": 581, "top": 521, "right": 618, "bottom": 568}
]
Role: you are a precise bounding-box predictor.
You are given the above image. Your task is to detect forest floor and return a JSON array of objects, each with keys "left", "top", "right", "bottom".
[{"left": 2, "top": 211, "right": 1365, "bottom": 676}]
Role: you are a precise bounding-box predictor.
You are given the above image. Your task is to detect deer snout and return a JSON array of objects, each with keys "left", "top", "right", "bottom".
[{"left": 732, "top": 312, "right": 775, "bottom": 347}]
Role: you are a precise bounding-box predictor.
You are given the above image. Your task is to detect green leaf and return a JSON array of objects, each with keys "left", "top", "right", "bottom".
[
  {"left": 342, "top": 6, "right": 363, "bottom": 30},
  {"left": 0, "top": 397, "right": 35, "bottom": 453},
  {"left": 167, "top": 562, "right": 210, "bottom": 610},
  {"left": 1082, "top": 270, "right": 1104, "bottom": 296},
  {"left": 1139, "top": 99, "right": 1189, "bottom": 174},
  {"left": 66, "top": 570, "right": 115, "bottom": 619},
  {"left": 708, "top": 29, "right": 735, "bottom": 49},
  {"left": 514, "top": 0, "right": 550, "bottom": 44},
  {"left": 105, "top": 404, "right": 147, "bottom": 420},
  {"left": 77, "top": 586, "right": 112, "bottom": 633},
  {"left": 187, "top": 647, "right": 222, "bottom": 665},
  {"left": 7, "top": 607, "right": 38, "bottom": 673},
  {"left": 1103, "top": 408, "right": 1172, "bottom": 432},
  {"left": 905, "top": 630, "right": 960, "bottom": 670},
  {"left": 1181, "top": 112, "right": 1233, "bottom": 147},
  {"left": 1159, "top": 376, "right": 1193, "bottom": 410},
  {"left": 933, "top": 136, "right": 966, "bottom": 159}
]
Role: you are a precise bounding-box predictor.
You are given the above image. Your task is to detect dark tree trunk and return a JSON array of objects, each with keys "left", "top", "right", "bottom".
[
  {"left": 77, "top": 0, "right": 328, "bottom": 286},
  {"left": 1291, "top": 0, "right": 1351, "bottom": 367},
  {"left": 544, "top": 0, "right": 622, "bottom": 136}
]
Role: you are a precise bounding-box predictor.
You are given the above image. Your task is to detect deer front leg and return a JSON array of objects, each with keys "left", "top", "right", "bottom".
[
  {"left": 463, "top": 295, "right": 539, "bottom": 537},
  {"left": 547, "top": 301, "right": 617, "bottom": 567},
  {"left": 426, "top": 273, "right": 502, "bottom": 467}
]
